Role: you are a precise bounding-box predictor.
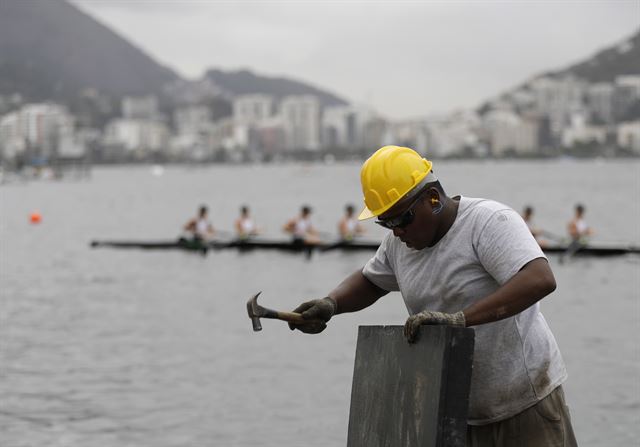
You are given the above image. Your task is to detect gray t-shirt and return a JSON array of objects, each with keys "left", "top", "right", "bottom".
[{"left": 362, "top": 196, "right": 567, "bottom": 425}]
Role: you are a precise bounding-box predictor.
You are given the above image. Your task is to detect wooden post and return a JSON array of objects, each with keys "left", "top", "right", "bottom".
[{"left": 347, "top": 325, "right": 475, "bottom": 447}]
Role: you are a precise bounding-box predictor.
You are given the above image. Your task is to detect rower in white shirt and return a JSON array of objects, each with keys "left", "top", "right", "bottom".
[
  {"left": 235, "top": 205, "right": 259, "bottom": 239},
  {"left": 183, "top": 205, "right": 215, "bottom": 241},
  {"left": 338, "top": 204, "right": 365, "bottom": 241},
  {"left": 283, "top": 205, "right": 320, "bottom": 245}
]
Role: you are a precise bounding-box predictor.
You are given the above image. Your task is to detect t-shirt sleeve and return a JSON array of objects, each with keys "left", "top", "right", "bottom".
[
  {"left": 362, "top": 236, "right": 399, "bottom": 292},
  {"left": 475, "top": 208, "right": 546, "bottom": 285}
]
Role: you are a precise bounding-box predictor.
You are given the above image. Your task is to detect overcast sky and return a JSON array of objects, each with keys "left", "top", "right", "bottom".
[{"left": 70, "top": 0, "right": 639, "bottom": 120}]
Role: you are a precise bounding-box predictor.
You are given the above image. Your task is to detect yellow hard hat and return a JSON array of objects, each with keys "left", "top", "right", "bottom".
[{"left": 358, "top": 145, "right": 433, "bottom": 220}]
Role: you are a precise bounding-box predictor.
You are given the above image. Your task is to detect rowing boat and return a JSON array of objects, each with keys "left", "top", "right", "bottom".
[
  {"left": 89, "top": 238, "right": 640, "bottom": 257},
  {"left": 90, "top": 238, "right": 209, "bottom": 253},
  {"left": 89, "top": 238, "right": 380, "bottom": 253},
  {"left": 542, "top": 245, "right": 640, "bottom": 256}
]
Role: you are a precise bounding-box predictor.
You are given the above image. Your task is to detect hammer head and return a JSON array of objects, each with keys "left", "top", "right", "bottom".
[{"left": 246, "top": 291, "right": 263, "bottom": 331}]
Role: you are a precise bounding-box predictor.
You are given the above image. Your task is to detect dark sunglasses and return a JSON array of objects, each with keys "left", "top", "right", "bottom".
[{"left": 375, "top": 192, "right": 424, "bottom": 230}]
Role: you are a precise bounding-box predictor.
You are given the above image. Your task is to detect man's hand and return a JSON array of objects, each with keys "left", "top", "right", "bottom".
[
  {"left": 288, "top": 297, "right": 337, "bottom": 334},
  {"left": 404, "top": 310, "right": 466, "bottom": 343}
]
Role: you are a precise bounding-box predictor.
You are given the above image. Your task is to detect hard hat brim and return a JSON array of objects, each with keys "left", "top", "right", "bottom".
[{"left": 358, "top": 206, "right": 375, "bottom": 221}]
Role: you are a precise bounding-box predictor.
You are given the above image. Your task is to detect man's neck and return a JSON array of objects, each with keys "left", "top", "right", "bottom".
[{"left": 431, "top": 196, "right": 460, "bottom": 246}]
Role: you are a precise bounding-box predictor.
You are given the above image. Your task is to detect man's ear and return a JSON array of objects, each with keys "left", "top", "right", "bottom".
[
  {"left": 427, "top": 188, "right": 440, "bottom": 204},
  {"left": 427, "top": 188, "right": 443, "bottom": 214}
]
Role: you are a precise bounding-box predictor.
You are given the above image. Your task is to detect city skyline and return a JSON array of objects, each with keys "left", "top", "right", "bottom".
[{"left": 70, "top": 0, "right": 639, "bottom": 120}]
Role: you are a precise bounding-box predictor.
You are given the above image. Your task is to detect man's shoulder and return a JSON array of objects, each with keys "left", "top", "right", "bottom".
[
  {"left": 461, "top": 196, "right": 511, "bottom": 211},
  {"left": 379, "top": 231, "right": 403, "bottom": 253},
  {"left": 455, "top": 197, "right": 525, "bottom": 238}
]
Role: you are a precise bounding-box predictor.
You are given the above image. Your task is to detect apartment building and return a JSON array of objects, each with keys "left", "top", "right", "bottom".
[{"left": 280, "top": 95, "right": 321, "bottom": 151}]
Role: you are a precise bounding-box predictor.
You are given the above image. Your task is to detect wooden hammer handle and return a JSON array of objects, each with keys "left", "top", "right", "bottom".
[{"left": 274, "top": 311, "right": 323, "bottom": 325}]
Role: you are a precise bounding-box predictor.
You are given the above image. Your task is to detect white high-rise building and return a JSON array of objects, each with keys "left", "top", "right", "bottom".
[
  {"left": 322, "top": 104, "right": 378, "bottom": 150},
  {"left": 483, "top": 109, "right": 538, "bottom": 156},
  {"left": 280, "top": 95, "right": 321, "bottom": 151},
  {"left": 174, "top": 105, "right": 212, "bottom": 136},
  {"left": 617, "top": 121, "right": 640, "bottom": 154},
  {"left": 587, "top": 83, "right": 615, "bottom": 124},
  {"left": 322, "top": 105, "right": 352, "bottom": 148},
  {"left": 614, "top": 75, "right": 640, "bottom": 120},
  {"left": 0, "top": 103, "right": 79, "bottom": 160},
  {"left": 530, "top": 76, "right": 585, "bottom": 137},
  {"left": 103, "top": 118, "right": 169, "bottom": 158},
  {"left": 0, "top": 112, "right": 24, "bottom": 160},
  {"left": 233, "top": 95, "right": 275, "bottom": 126},
  {"left": 425, "top": 111, "right": 481, "bottom": 157},
  {"left": 122, "top": 96, "right": 159, "bottom": 120}
]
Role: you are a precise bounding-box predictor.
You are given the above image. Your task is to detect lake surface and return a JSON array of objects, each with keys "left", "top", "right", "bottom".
[{"left": 1, "top": 160, "right": 639, "bottom": 446}]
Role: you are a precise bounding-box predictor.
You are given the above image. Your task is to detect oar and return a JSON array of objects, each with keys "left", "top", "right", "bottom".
[
  {"left": 540, "top": 230, "right": 565, "bottom": 243},
  {"left": 214, "top": 229, "right": 235, "bottom": 238},
  {"left": 559, "top": 239, "right": 585, "bottom": 264}
]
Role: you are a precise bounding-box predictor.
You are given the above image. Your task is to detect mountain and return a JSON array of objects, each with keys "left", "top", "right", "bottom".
[
  {"left": 478, "top": 28, "right": 640, "bottom": 115},
  {"left": 547, "top": 28, "right": 640, "bottom": 83},
  {"left": 0, "top": 0, "right": 180, "bottom": 101},
  {"left": 0, "top": 0, "right": 348, "bottom": 113},
  {"left": 204, "top": 69, "right": 348, "bottom": 108}
]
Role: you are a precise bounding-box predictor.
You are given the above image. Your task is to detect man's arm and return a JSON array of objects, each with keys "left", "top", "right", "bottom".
[
  {"left": 289, "top": 269, "right": 388, "bottom": 333},
  {"left": 329, "top": 269, "right": 388, "bottom": 314},
  {"left": 404, "top": 257, "right": 556, "bottom": 342},
  {"left": 463, "top": 257, "right": 556, "bottom": 326}
]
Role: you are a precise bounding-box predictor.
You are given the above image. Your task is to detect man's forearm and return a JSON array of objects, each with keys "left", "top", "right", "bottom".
[
  {"left": 463, "top": 258, "right": 556, "bottom": 326},
  {"left": 328, "top": 269, "right": 388, "bottom": 314}
]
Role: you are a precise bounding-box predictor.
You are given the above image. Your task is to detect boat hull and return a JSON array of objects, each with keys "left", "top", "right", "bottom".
[{"left": 90, "top": 238, "right": 640, "bottom": 257}]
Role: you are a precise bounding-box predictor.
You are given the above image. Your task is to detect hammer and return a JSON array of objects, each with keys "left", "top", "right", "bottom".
[{"left": 246, "top": 291, "right": 322, "bottom": 331}]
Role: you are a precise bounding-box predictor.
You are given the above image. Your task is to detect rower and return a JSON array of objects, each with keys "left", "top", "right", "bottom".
[
  {"left": 338, "top": 204, "right": 365, "bottom": 241},
  {"left": 521, "top": 205, "right": 548, "bottom": 248},
  {"left": 283, "top": 205, "right": 320, "bottom": 245},
  {"left": 183, "top": 205, "right": 215, "bottom": 241},
  {"left": 568, "top": 203, "right": 593, "bottom": 243},
  {"left": 235, "top": 205, "right": 259, "bottom": 239},
  {"left": 561, "top": 203, "right": 594, "bottom": 262}
]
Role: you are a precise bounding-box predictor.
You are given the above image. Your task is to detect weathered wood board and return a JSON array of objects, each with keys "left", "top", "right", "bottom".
[{"left": 347, "top": 325, "right": 475, "bottom": 447}]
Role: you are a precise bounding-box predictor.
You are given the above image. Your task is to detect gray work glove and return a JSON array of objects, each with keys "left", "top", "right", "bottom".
[
  {"left": 288, "top": 297, "right": 337, "bottom": 334},
  {"left": 404, "top": 310, "right": 466, "bottom": 343}
]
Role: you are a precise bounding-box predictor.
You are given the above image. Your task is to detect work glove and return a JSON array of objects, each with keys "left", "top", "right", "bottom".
[
  {"left": 404, "top": 310, "right": 466, "bottom": 343},
  {"left": 288, "top": 297, "right": 337, "bottom": 334}
]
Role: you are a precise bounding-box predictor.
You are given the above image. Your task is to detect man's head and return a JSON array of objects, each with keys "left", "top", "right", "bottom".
[
  {"left": 575, "top": 203, "right": 585, "bottom": 217},
  {"left": 301, "top": 205, "right": 312, "bottom": 217},
  {"left": 358, "top": 146, "right": 446, "bottom": 249},
  {"left": 198, "top": 205, "right": 208, "bottom": 217},
  {"left": 241, "top": 205, "right": 249, "bottom": 216}
]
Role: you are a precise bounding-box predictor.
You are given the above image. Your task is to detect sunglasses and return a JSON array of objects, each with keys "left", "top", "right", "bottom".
[{"left": 375, "top": 192, "right": 424, "bottom": 230}]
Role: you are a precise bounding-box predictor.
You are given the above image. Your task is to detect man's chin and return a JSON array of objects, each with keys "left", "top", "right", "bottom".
[
  {"left": 407, "top": 240, "right": 428, "bottom": 250},
  {"left": 404, "top": 240, "right": 418, "bottom": 250},
  {"left": 399, "top": 237, "right": 426, "bottom": 250}
]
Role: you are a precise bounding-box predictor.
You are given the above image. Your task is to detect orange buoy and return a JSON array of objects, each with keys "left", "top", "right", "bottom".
[{"left": 30, "top": 212, "right": 42, "bottom": 224}]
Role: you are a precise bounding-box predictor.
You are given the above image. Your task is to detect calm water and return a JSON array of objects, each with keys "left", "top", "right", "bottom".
[{"left": 1, "top": 160, "right": 639, "bottom": 447}]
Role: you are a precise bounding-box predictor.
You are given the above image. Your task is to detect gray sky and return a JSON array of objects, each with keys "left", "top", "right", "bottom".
[{"left": 71, "top": 0, "right": 639, "bottom": 120}]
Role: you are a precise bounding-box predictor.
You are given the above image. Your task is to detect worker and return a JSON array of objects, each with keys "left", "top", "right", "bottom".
[
  {"left": 288, "top": 146, "right": 577, "bottom": 446},
  {"left": 283, "top": 205, "right": 320, "bottom": 245},
  {"left": 235, "top": 205, "right": 259, "bottom": 239},
  {"left": 183, "top": 205, "right": 215, "bottom": 241},
  {"left": 338, "top": 204, "right": 365, "bottom": 241}
]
